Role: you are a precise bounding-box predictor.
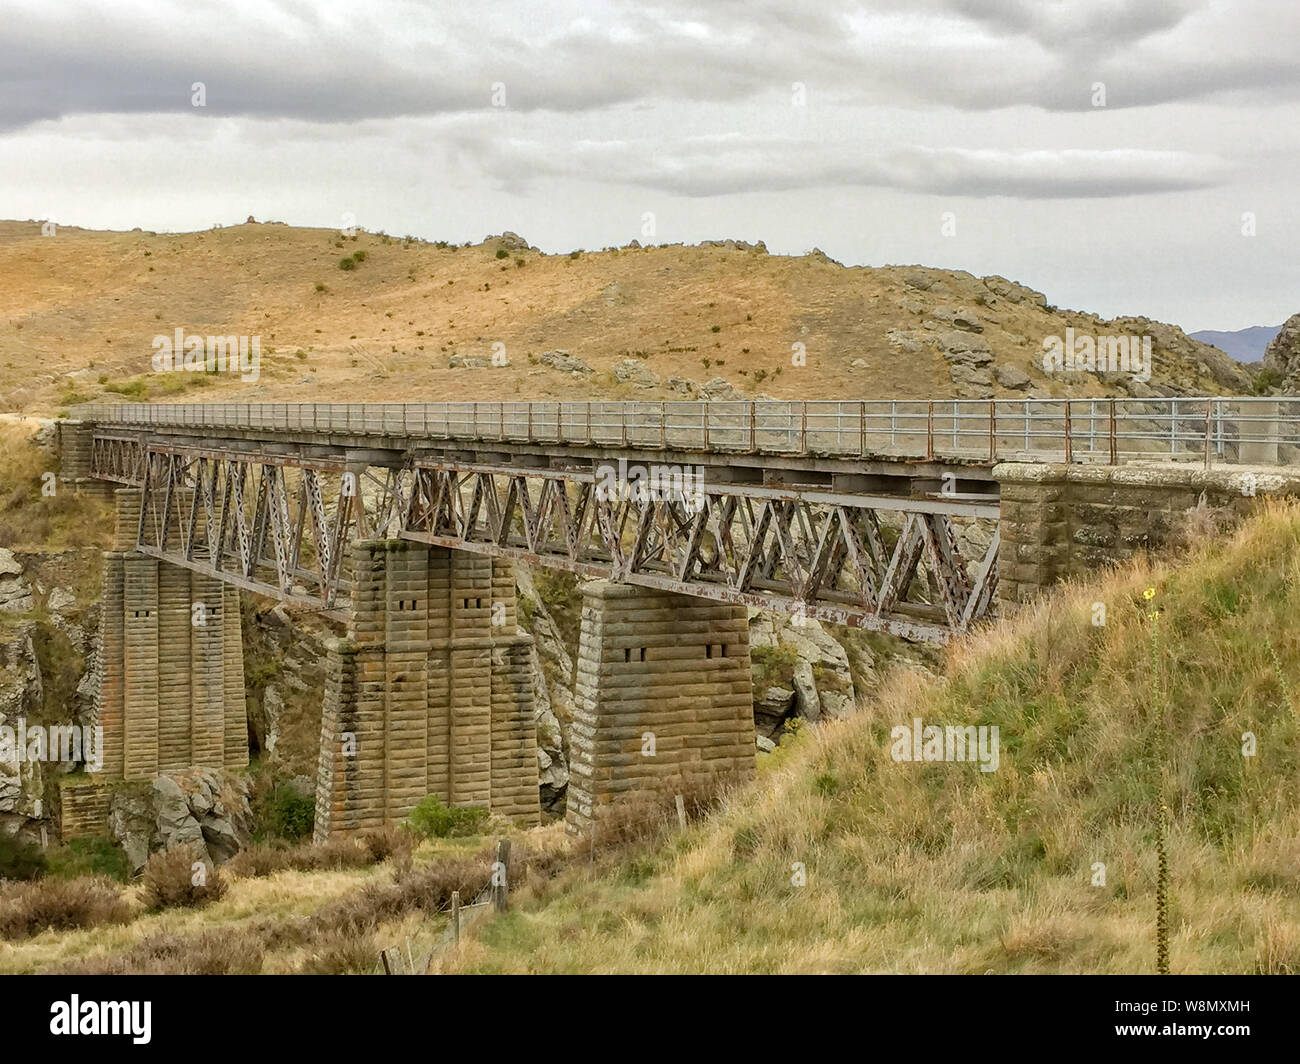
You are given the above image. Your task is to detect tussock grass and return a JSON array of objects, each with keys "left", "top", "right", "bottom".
[
  {"left": 0, "top": 422, "right": 112, "bottom": 551},
  {"left": 443, "top": 501, "right": 1300, "bottom": 974}
]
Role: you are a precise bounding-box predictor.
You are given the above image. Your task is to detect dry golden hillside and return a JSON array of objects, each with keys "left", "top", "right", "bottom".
[{"left": 0, "top": 219, "right": 1250, "bottom": 415}]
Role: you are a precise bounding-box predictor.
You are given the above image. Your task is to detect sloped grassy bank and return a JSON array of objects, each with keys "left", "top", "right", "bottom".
[{"left": 441, "top": 502, "right": 1300, "bottom": 974}]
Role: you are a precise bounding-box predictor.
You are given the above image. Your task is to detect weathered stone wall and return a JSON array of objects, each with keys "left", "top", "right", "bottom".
[
  {"left": 91, "top": 489, "right": 249, "bottom": 789},
  {"left": 565, "top": 582, "right": 756, "bottom": 836},
  {"left": 995, "top": 462, "right": 1300, "bottom": 610},
  {"left": 58, "top": 779, "right": 114, "bottom": 839},
  {"left": 313, "top": 542, "right": 539, "bottom": 841}
]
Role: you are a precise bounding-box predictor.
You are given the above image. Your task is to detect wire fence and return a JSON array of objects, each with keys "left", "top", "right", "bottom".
[{"left": 70, "top": 397, "right": 1300, "bottom": 468}]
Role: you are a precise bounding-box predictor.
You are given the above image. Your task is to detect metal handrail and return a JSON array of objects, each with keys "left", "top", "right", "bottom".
[{"left": 67, "top": 397, "right": 1300, "bottom": 468}]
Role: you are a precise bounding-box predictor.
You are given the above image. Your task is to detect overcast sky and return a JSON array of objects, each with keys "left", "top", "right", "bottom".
[{"left": 1, "top": 0, "right": 1296, "bottom": 332}]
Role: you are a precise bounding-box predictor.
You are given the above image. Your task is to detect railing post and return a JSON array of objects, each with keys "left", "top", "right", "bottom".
[
  {"left": 704, "top": 404, "right": 710, "bottom": 449},
  {"left": 1204, "top": 397, "right": 1213, "bottom": 469},
  {"left": 859, "top": 400, "right": 867, "bottom": 457},
  {"left": 800, "top": 402, "right": 808, "bottom": 452},
  {"left": 1063, "top": 400, "right": 1072, "bottom": 464},
  {"left": 926, "top": 400, "right": 934, "bottom": 461},
  {"left": 988, "top": 399, "right": 996, "bottom": 462},
  {"left": 1108, "top": 398, "right": 1117, "bottom": 465},
  {"left": 751, "top": 402, "right": 758, "bottom": 452},
  {"left": 621, "top": 404, "right": 627, "bottom": 446},
  {"left": 527, "top": 402, "right": 532, "bottom": 441},
  {"left": 585, "top": 403, "right": 592, "bottom": 445},
  {"left": 660, "top": 402, "right": 667, "bottom": 448}
]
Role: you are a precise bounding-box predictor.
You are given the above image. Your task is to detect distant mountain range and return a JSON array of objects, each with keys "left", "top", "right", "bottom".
[{"left": 1189, "top": 325, "right": 1282, "bottom": 364}]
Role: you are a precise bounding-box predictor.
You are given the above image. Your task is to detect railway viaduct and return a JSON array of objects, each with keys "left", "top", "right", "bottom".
[{"left": 55, "top": 398, "right": 1299, "bottom": 840}]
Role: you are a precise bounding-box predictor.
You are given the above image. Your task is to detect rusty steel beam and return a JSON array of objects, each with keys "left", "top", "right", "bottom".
[{"left": 96, "top": 428, "right": 1000, "bottom": 641}]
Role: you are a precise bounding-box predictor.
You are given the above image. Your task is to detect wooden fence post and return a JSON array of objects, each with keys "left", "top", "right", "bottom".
[
  {"left": 452, "top": 890, "right": 461, "bottom": 947},
  {"left": 675, "top": 794, "right": 687, "bottom": 831}
]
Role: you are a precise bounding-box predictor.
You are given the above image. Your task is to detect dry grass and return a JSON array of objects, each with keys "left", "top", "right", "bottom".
[
  {"left": 437, "top": 501, "right": 1300, "bottom": 974},
  {"left": 6, "top": 830, "right": 572, "bottom": 974},
  {"left": 0, "top": 876, "right": 131, "bottom": 941},
  {"left": 0, "top": 219, "right": 1246, "bottom": 417},
  {"left": 0, "top": 420, "right": 112, "bottom": 551}
]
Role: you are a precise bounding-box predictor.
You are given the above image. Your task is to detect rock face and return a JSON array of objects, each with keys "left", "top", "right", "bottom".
[
  {"left": 448, "top": 354, "right": 490, "bottom": 369},
  {"left": 747, "top": 613, "right": 864, "bottom": 737},
  {"left": 1262, "top": 313, "right": 1300, "bottom": 392},
  {"left": 0, "top": 623, "right": 46, "bottom": 836},
  {"left": 513, "top": 566, "right": 571, "bottom": 814},
  {"left": 242, "top": 604, "right": 333, "bottom": 773},
  {"left": 0, "top": 548, "right": 34, "bottom": 613},
  {"left": 109, "top": 768, "right": 253, "bottom": 871}
]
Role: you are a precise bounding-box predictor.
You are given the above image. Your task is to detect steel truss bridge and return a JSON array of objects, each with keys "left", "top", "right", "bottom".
[{"left": 73, "top": 398, "right": 1298, "bottom": 642}]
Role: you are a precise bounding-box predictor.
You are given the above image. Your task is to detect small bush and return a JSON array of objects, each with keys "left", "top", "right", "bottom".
[
  {"left": 0, "top": 832, "right": 47, "bottom": 881},
  {"left": 314, "top": 281, "right": 327, "bottom": 292},
  {"left": 407, "top": 796, "right": 490, "bottom": 839},
  {"left": 140, "top": 844, "right": 228, "bottom": 911},
  {"left": 352, "top": 248, "right": 368, "bottom": 262},
  {"left": 338, "top": 256, "right": 356, "bottom": 270},
  {"left": 358, "top": 825, "right": 414, "bottom": 863},
  {"left": 259, "top": 786, "right": 315, "bottom": 841},
  {"left": 495, "top": 248, "right": 509, "bottom": 259},
  {"left": 0, "top": 876, "right": 130, "bottom": 940}
]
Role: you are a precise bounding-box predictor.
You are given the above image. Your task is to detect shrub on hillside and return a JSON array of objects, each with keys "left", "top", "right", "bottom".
[
  {"left": 0, "top": 876, "right": 130, "bottom": 940},
  {"left": 140, "top": 845, "right": 227, "bottom": 911},
  {"left": 338, "top": 256, "right": 356, "bottom": 270},
  {"left": 258, "top": 786, "right": 315, "bottom": 841},
  {"left": 407, "top": 796, "right": 489, "bottom": 839},
  {"left": 0, "top": 832, "right": 48, "bottom": 881}
]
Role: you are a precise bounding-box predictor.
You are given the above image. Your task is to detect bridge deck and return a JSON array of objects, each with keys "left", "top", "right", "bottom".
[{"left": 71, "top": 397, "right": 1300, "bottom": 468}]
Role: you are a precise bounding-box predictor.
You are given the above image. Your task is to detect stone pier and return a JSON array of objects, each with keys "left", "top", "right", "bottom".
[
  {"left": 313, "top": 541, "right": 540, "bottom": 841},
  {"left": 565, "top": 583, "right": 756, "bottom": 837},
  {"left": 92, "top": 489, "right": 248, "bottom": 784}
]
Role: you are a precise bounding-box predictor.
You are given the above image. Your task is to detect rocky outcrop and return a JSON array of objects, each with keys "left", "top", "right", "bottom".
[
  {"left": 0, "top": 548, "right": 34, "bottom": 613},
  {"left": 448, "top": 354, "right": 490, "bottom": 369},
  {"left": 1262, "top": 313, "right": 1300, "bottom": 392},
  {"left": 981, "top": 275, "right": 1048, "bottom": 308},
  {"left": 699, "top": 376, "right": 744, "bottom": 401},
  {"left": 539, "top": 350, "right": 594, "bottom": 376},
  {"left": 612, "top": 359, "right": 659, "bottom": 389},
  {"left": 109, "top": 768, "right": 253, "bottom": 871}
]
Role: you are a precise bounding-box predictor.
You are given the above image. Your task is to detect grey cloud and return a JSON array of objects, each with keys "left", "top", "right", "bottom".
[
  {"left": 1, "top": 0, "right": 1298, "bottom": 134},
  {"left": 457, "top": 131, "right": 1231, "bottom": 199}
]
